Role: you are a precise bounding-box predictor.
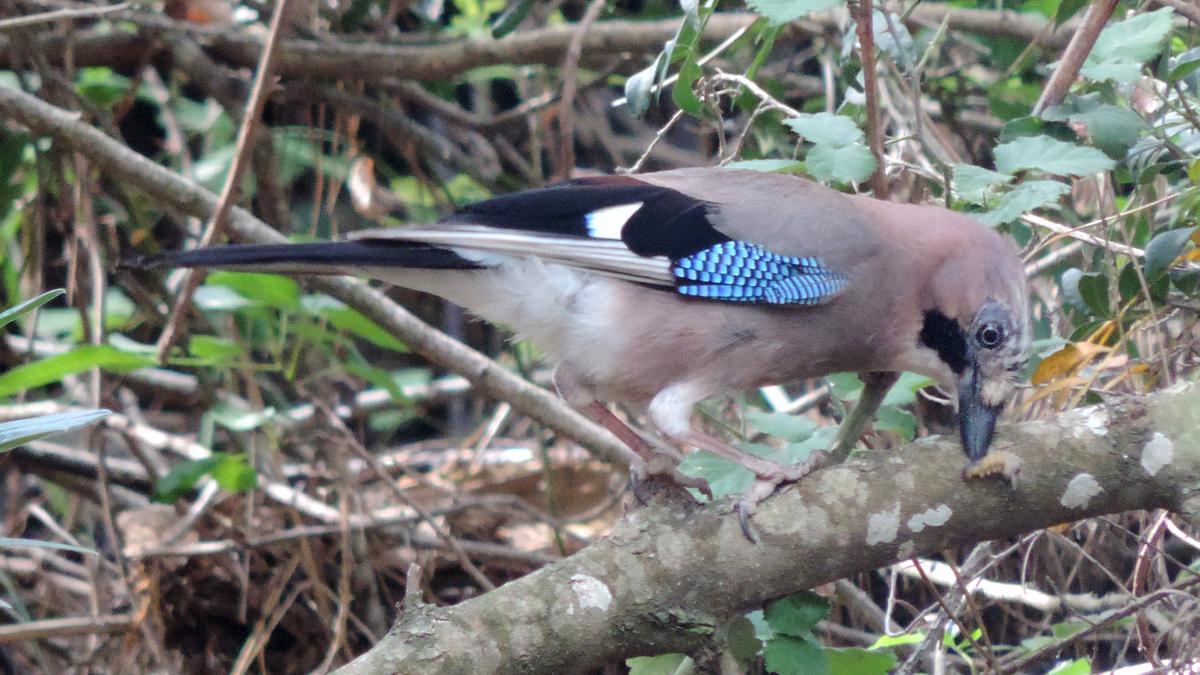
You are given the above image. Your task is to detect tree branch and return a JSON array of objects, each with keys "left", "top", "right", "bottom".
[
  {"left": 335, "top": 384, "right": 1200, "bottom": 674},
  {"left": 0, "top": 8, "right": 1086, "bottom": 84}
]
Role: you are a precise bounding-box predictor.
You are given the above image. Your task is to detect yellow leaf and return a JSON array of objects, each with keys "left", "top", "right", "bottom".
[{"left": 1031, "top": 343, "right": 1109, "bottom": 385}]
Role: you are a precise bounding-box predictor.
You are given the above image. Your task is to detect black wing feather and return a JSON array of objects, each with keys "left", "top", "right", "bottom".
[{"left": 443, "top": 176, "right": 729, "bottom": 260}]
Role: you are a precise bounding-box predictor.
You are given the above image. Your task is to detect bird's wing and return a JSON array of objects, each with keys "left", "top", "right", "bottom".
[{"left": 352, "top": 173, "right": 850, "bottom": 306}]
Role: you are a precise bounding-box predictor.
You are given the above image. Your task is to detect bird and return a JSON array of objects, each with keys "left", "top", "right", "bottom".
[{"left": 137, "top": 167, "right": 1032, "bottom": 522}]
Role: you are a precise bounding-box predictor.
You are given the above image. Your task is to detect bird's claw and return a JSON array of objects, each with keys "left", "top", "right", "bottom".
[
  {"left": 735, "top": 449, "right": 831, "bottom": 543},
  {"left": 630, "top": 454, "right": 713, "bottom": 505},
  {"left": 962, "top": 450, "right": 1021, "bottom": 488}
]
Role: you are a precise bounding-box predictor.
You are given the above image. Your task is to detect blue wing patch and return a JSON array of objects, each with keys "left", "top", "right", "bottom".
[{"left": 672, "top": 241, "right": 848, "bottom": 305}]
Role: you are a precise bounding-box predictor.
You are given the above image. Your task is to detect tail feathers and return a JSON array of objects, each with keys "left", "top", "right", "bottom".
[{"left": 126, "top": 240, "right": 482, "bottom": 275}]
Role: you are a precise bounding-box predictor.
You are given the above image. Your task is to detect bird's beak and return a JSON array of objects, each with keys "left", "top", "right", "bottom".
[{"left": 957, "top": 354, "right": 1002, "bottom": 462}]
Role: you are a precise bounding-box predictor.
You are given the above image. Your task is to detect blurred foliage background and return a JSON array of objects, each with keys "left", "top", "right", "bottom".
[{"left": 0, "top": 0, "right": 1198, "bottom": 672}]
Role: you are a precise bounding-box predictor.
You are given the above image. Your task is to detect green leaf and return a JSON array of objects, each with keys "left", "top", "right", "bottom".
[
  {"left": 827, "top": 647, "right": 897, "bottom": 675},
  {"left": 154, "top": 456, "right": 219, "bottom": 502},
  {"left": 745, "top": 410, "right": 818, "bottom": 442},
  {"left": 976, "top": 181, "right": 1070, "bottom": 226},
  {"left": 627, "top": 654, "right": 693, "bottom": 675},
  {"left": 1081, "top": 8, "right": 1173, "bottom": 83},
  {"left": 724, "top": 615, "right": 763, "bottom": 668},
  {"left": 210, "top": 401, "right": 276, "bottom": 432},
  {"left": 1078, "top": 272, "right": 1111, "bottom": 317},
  {"left": 0, "top": 289, "right": 64, "bottom": 329},
  {"left": 952, "top": 164, "right": 1011, "bottom": 202},
  {"left": 672, "top": 53, "right": 704, "bottom": 115},
  {"left": 188, "top": 335, "right": 245, "bottom": 364},
  {"left": 1169, "top": 48, "right": 1200, "bottom": 84},
  {"left": 763, "top": 635, "right": 827, "bottom": 675},
  {"left": 0, "top": 346, "right": 155, "bottom": 399},
  {"left": 765, "top": 591, "right": 830, "bottom": 637},
  {"left": 210, "top": 453, "right": 257, "bottom": 493},
  {"left": 749, "top": 0, "right": 841, "bottom": 25},
  {"left": 302, "top": 295, "right": 408, "bottom": 352},
  {"left": 678, "top": 447, "right": 757, "bottom": 499},
  {"left": 193, "top": 284, "right": 256, "bottom": 311},
  {"left": 723, "top": 159, "right": 804, "bottom": 173},
  {"left": 1053, "top": 0, "right": 1087, "bottom": 24},
  {"left": 994, "top": 136, "right": 1115, "bottom": 176},
  {"left": 1144, "top": 227, "right": 1197, "bottom": 280},
  {"left": 624, "top": 59, "right": 661, "bottom": 118},
  {"left": 786, "top": 113, "right": 864, "bottom": 146},
  {"left": 806, "top": 144, "right": 876, "bottom": 184},
  {"left": 869, "top": 632, "right": 925, "bottom": 649},
  {"left": 1047, "top": 658, "right": 1092, "bottom": 675},
  {"left": 206, "top": 272, "right": 300, "bottom": 310},
  {"left": 1069, "top": 104, "right": 1144, "bottom": 158},
  {"left": 490, "top": 0, "right": 532, "bottom": 38},
  {"left": 0, "top": 409, "right": 111, "bottom": 453},
  {"left": 874, "top": 406, "right": 915, "bottom": 441}
]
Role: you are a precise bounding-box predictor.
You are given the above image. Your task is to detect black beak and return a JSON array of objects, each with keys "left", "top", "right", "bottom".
[{"left": 958, "top": 356, "right": 1002, "bottom": 462}]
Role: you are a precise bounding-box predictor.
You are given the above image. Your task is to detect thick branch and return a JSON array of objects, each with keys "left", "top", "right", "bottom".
[
  {"left": 0, "top": 8, "right": 1082, "bottom": 83},
  {"left": 336, "top": 385, "right": 1200, "bottom": 674},
  {"left": 0, "top": 84, "right": 636, "bottom": 469}
]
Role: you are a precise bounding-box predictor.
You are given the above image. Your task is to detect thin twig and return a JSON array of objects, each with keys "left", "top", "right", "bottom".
[
  {"left": 154, "top": 0, "right": 293, "bottom": 363},
  {"left": 555, "top": 0, "right": 606, "bottom": 180},
  {"left": 0, "top": 2, "right": 128, "bottom": 30},
  {"left": 1031, "top": 0, "right": 1118, "bottom": 116},
  {"left": 854, "top": 0, "right": 889, "bottom": 198}
]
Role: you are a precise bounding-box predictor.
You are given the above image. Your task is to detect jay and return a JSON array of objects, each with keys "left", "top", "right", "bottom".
[{"left": 142, "top": 168, "right": 1032, "bottom": 517}]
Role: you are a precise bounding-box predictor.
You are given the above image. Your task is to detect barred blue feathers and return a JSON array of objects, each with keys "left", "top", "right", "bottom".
[{"left": 672, "top": 241, "right": 849, "bottom": 305}]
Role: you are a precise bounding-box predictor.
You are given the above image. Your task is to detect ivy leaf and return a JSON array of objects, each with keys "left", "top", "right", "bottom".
[
  {"left": 765, "top": 591, "right": 830, "bottom": 637},
  {"left": 1070, "top": 104, "right": 1145, "bottom": 158},
  {"left": 806, "top": 144, "right": 876, "bottom": 184},
  {"left": 1144, "top": 227, "right": 1198, "bottom": 280},
  {"left": 748, "top": 0, "right": 841, "bottom": 25},
  {"left": 786, "top": 113, "right": 864, "bottom": 146},
  {"left": 976, "top": 181, "right": 1070, "bottom": 226},
  {"left": 1081, "top": 8, "right": 1173, "bottom": 82},
  {"left": 763, "top": 635, "right": 828, "bottom": 675},
  {"left": 952, "top": 164, "right": 1011, "bottom": 202},
  {"left": 994, "top": 136, "right": 1115, "bottom": 176}
]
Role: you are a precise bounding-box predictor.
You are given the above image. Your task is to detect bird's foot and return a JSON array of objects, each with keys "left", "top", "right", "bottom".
[
  {"left": 735, "top": 449, "right": 831, "bottom": 543},
  {"left": 630, "top": 453, "right": 714, "bottom": 505},
  {"left": 962, "top": 450, "right": 1021, "bottom": 488}
]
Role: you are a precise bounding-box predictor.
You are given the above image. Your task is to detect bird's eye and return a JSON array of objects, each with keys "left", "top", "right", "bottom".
[{"left": 976, "top": 323, "right": 1004, "bottom": 349}]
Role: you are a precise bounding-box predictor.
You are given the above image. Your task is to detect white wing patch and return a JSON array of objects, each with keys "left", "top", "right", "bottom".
[
  {"left": 350, "top": 224, "right": 674, "bottom": 285},
  {"left": 585, "top": 202, "right": 643, "bottom": 240}
]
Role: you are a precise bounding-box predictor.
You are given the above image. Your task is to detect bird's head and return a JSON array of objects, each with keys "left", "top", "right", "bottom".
[{"left": 917, "top": 231, "right": 1031, "bottom": 462}]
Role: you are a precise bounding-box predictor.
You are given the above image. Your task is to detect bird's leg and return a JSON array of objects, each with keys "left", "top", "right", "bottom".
[
  {"left": 828, "top": 371, "right": 899, "bottom": 464},
  {"left": 579, "top": 402, "right": 712, "bottom": 501},
  {"left": 553, "top": 368, "right": 710, "bottom": 501},
  {"left": 673, "top": 428, "right": 827, "bottom": 542}
]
